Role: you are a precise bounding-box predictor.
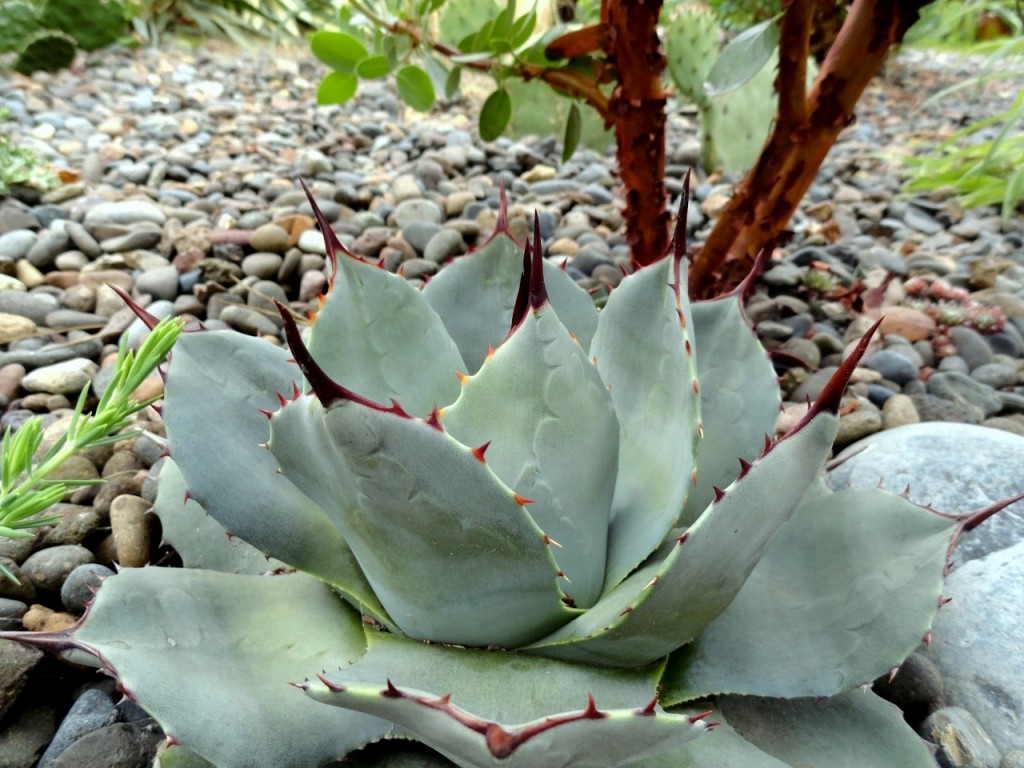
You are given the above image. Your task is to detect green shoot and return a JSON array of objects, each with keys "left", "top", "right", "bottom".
[{"left": 0, "top": 316, "right": 183, "bottom": 583}]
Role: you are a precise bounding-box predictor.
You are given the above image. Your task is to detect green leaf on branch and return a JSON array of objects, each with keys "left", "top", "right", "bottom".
[
  {"left": 317, "top": 71, "right": 358, "bottom": 105},
  {"left": 396, "top": 65, "right": 436, "bottom": 111},
  {"left": 479, "top": 88, "right": 512, "bottom": 141},
  {"left": 356, "top": 54, "right": 392, "bottom": 79},
  {"left": 381, "top": 36, "right": 399, "bottom": 68},
  {"left": 310, "top": 31, "right": 368, "bottom": 72},
  {"left": 445, "top": 66, "right": 462, "bottom": 99},
  {"left": 511, "top": 10, "right": 538, "bottom": 49},
  {"left": 704, "top": 15, "right": 781, "bottom": 97},
  {"left": 421, "top": 56, "right": 450, "bottom": 95},
  {"left": 562, "top": 103, "right": 581, "bottom": 162}
]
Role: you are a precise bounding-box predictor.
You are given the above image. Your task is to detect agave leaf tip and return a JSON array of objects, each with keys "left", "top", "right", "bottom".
[
  {"left": 687, "top": 709, "right": 712, "bottom": 725},
  {"left": 109, "top": 284, "right": 161, "bottom": 331}
]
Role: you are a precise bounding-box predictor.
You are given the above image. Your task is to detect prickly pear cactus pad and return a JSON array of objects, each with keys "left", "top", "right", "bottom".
[{"left": 2, "top": 181, "right": 1006, "bottom": 768}]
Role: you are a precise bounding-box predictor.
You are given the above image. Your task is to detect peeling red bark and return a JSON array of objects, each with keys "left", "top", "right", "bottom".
[
  {"left": 689, "top": 0, "right": 934, "bottom": 297},
  {"left": 603, "top": 0, "right": 671, "bottom": 265}
]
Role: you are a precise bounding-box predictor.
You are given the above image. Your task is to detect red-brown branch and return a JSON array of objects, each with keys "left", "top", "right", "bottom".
[
  {"left": 690, "top": 0, "right": 935, "bottom": 297},
  {"left": 603, "top": 0, "right": 670, "bottom": 264}
]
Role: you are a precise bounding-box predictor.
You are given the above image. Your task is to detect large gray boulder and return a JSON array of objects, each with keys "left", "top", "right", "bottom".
[
  {"left": 827, "top": 423, "right": 1024, "bottom": 562},
  {"left": 922, "top": 541, "right": 1024, "bottom": 755}
]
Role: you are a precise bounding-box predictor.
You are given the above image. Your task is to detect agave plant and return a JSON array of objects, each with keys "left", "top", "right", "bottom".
[{"left": 1, "top": 181, "right": 1006, "bottom": 768}]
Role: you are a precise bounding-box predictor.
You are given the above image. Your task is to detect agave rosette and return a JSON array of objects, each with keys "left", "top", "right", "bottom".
[{"left": 1, "top": 183, "right": 992, "bottom": 768}]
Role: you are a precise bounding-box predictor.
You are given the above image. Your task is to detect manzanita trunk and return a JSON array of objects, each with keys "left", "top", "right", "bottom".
[
  {"left": 562, "top": 0, "right": 935, "bottom": 292},
  {"left": 688, "top": 0, "right": 935, "bottom": 297},
  {"left": 603, "top": 0, "right": 670, "bottom": 263}
]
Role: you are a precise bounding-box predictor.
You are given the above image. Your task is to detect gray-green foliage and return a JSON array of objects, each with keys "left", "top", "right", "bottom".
[
  {"left": 0, "top": 317, "right": 181, "bottom": 582},
  {"left": 0, "top": 187, "right": 984, "bottom": 768}
]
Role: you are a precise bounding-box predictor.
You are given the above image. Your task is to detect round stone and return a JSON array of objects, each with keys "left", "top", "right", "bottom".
[
  {"left": 60, "top": 563, "right": 115, "bottom": 613},
  {"left": 21, "top": 358, "right": 98, "bottom": 396},
  {"left": 864, "top": 349, "right": 919, "bottom": 386},
  {"left": 83, "top": 201, "right": 166, "bottom": 228},
  {"left": 920, "top": 707, "right": 1002, "bottom": 767},
  {"left": 219, "top": 305, "right": 282, "bottom": 336},
  {"left": 249, "top": 223, "right": 291, "bottom": 253},
  {"left": 242, "top": 252, "right": 284, "bottom": 280},
  {"left": 423, "top": 229, "right": 466, "bottom": 264},
  {"left": 401, "top": 221, "right": 442, "bottom": 253},
  {"left": 21, "top": 545, "right": 95, "bottom": 593},
  {"left": 948, "top": 326, "right": 994, "bottom": 370},
  {"left": 0, "top": 313, "right": 37, "bottom": 345},
  {"left": 392, "top": 199, "right": 443, "bottom": 229},
  {"left": 882, "top": 393, "right": 920, "bottom": 429},
  {"left": 835, "top": 408, "right": 882, "bottom": 447},
  {"left": 109, "top": 495, "right": 153, "bottom": 568},
  {"left": 134, "top": 265, "right": 180, "bottom": 301}
]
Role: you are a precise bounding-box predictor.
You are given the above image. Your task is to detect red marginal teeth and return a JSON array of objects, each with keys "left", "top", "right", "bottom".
[{"left": 315, "top": 673, "right": 345, "bottom": 692}]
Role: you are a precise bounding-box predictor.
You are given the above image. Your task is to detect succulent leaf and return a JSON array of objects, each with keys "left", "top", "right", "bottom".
[
  {"left": 713, "top": 691, "right": 936, "bottom": 767},
  {"left": 422, "top": 211, "right": 598, "bottom": 372},
  {"left": 301, "top": 632, "right": 709, "bottom": 768},
  {"left": 163, "top": 331, "right": 384, "bottom": 619},
  {"left": 681, "top": 292, "right": 780, "bottom": 525},
  {"left": 61, "top": 569, "right": 393, "bottom": 768},
  {"left": 303, "top": 188, "right": 466, "bottom": 416},
  {"left": 638, "top": 691, "right": 935, "bottom": 767},
  {"left": 660, "top": 488, "right": 955, "bottom": 702},
  {"left": 440, "top": 249, "right": 618, "bottom": 608},
  {"left": 524, "top": 409, "right": 837, "bottom": 666},
  {"left": 589, "top": 247, "right": 700, "bottom": 588},
  {"left": 639, "top": 712, "right": 791, "bottom": 768},
  {"left": 272, "top": 313, "right": 575, "bottom": 646},
  {"left": 525, "top": 326, "right": 878, "bottom": 667},
  {"left": 154, "top": 458, "right": 285, "bottom": 574}
]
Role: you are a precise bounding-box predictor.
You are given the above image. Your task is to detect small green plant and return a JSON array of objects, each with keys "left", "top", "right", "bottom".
[
  {"left": 898, "top": 1, "right": 1024, "bottom": 221},
  {"left": 905, "top": 0, "right": 1023, "bottom": 50},
  {"left": 0, "top": 316, "right": 182, "bottom": 583},
  {"left": 0, "top": 0, "right": 128, "bottom": 74},
  {"left": 901, "top": 83, "right": 1024, "bottom": 223},
  {"left": 1, "top": 186, "right": 1009, "bottom": 768},
  {"left": 902, "top": 275, "right": 1008, "bottom": 340},
  {"left": 0, "top": 108, "right": 57, "bottom": 195}
]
